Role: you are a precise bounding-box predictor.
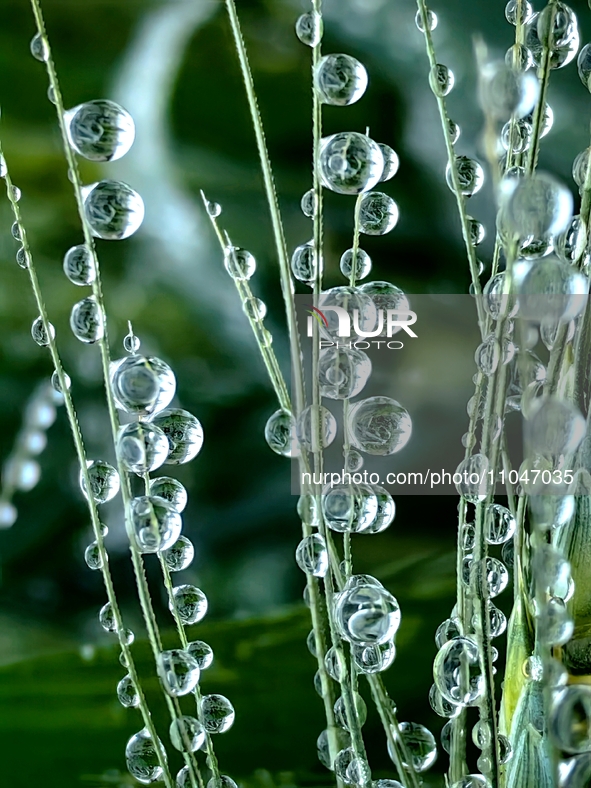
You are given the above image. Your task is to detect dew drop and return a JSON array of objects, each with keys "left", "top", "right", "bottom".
[
  {"left": 31, "top": 316, "right": 54, "bottom": 347},
  {"left": 315, "top": 54, "right": 368, "bottom": 106},
  {"left": 70, "top": 296, "right": 104, "bottom": 343},
  {"left": 30, "top": 33, "right": 49, "bottom": 62},
  {"left": 130, "top": 495, "right": 182, "bottom": 554},
  {"left": 158, "top": 649, "right": 200, "bottom": 696},
  {"left": 319, "top": 132, "right": 384, "bottom": 195},
  {"left": 82, "top": 180, "right": 144, "bottom": 240},
  {"left": 65, "top": 100, "right": 135, "bottom": 161},
  {"left": 150, "top": 408, "right": 204, "bottom": 465},
  {"left": 63, "top": 244, "right": 96, "bottom": 286}
]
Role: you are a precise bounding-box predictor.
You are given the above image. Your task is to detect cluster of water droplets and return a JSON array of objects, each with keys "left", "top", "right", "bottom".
[{"left": 0, "top": 381, "right": 64, "bottom": 529}]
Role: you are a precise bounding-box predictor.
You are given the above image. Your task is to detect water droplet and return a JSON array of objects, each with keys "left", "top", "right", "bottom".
[
  {"left": 362, "top": 485, "right": 395, "bottom": 534},
  {"left": 378, "top": 144, "right": 399, "bottom": 181},
  {"left": 264, "top": 409, "right": 298, "bottom": 457},
  {"left": 70, "top": 296, "right": 104, "bottom": 343},
  {"left": 467, "top": 217, "right": 485, "bottom": 246},
  {"left": 84, "top": 541, "right": 103, "bottom": 570},
  {"left": 429, "top": 63, "right": 455, "bottom": 96},
  {"left": 334, "top": 747, "right": 371, "bottom": 785},
  {"left": 433, "top": 636, "right": 483, "bottom": 706},
  {"left": 322, "top": 483, "right": 378, "bottom": 533},
  {"left": 498, "top": 172, "right": 573, "bottom": 240},
  {"left": 448, "top": 118, "right": 461, "bottom": 144},
  {"left": 347, "top": 396, "right": 412, "bottom": 455},
  {"left": 206, "top": 200, "right": 221, "bottom": 218},
  {"left": 475, "top": 335, "right": 500, "bottom": 375},
  {"left": 117, "top": 674, "right": 139, "bottom": 708},
  {"left": 31, "top": 316, "right": 54, "bottom": 347},
  {"left": 117, "top": 422, "right": 169, "bottom": 474},
  {"left": 187, "top": 640, "right": 213, "bottom": 670},
  {"left": 125, "top": 728, "right": 166, "bottom": 784},
  {"left": 446, "top": 156, "right": 484, "bottom": 197},
  {"left": 415, "top": 8, "right": 438, "bottom": 32},
  {"left": 296, "top": 404, "right": 337, "bottom": 451},
  {"left": 149, "top": 476, "right": 187, "bottom": 513},
  {"left": 99, "top": 601, "right": 117, "bottom": 632},
  {"left": 334, "top": 692, "right": 367, "bottom": 730},
  {"left": 15, "top": 246, "right": 30, "bottom": 269},
  {"left": 224, "top": 246, "right": 256, "bottom": 280},
  {"left": 50, "top": 370, "right": 71, "bottom": 394},
  {"left": 169, "top": 715, "right": 205, "bottom": 752},
  {"left": 538, "top": 596, "right": 574, "bottom": 645},
  {"left": 170, "top": 584, "right": 208, "bottom": 624},
  {"left": 335, "top": 577, "right": 401, "bottom": 645},
  {"left": 110, "top": 355, "right": 176, "bottom": 417},
  {"left": 295, "top": 534, "right": 328, "bottom": 577},
  {"left": 429, "top": 682, "right": 461, "bottom": 718},
  {"left": 578, "top": 43, "right": 591, "bottom": 91},
  {"left": 30, "top": 33, "right": 49, "bottom": 62},
  {"left": 295, "top": 11, "right": 323, "bottom": 46},
  {"left": 315, "top": 54, "right": 367, "bottom": 106},
  {"left": 358, "top": 191, "right": 399, "bottom": 235},
  {"left": 300, "top": 188, "right": 317, "bottom": 218},
  {"left": 11, "top": 222, "right": 21, "bottom": 240},
  {"left": 550, "top": 685, "right": 591, "bottom": 753},
  {"left": 47, "top": 85, "right": 56, "bottom": 105},
  {"left": 130, "top": 495, "right": 182, "bottom": 554},
  {"left": 505, "top": 42, "right": 533, "bottom": 71},
  {"left": 290, "top": 241, "right": 316, "bottom": 285},
  {"left": 505, "top": 0, "right": 533, "bottom": 25},
  {"left": 454, "top": 454, "right": 491, "bottom": 502},
  {"left": 65, "top": 100, "right": 135, "bottom": 162},
  {"left": 533, "top": 544, "right": 573, "bottom": 601},
  {"left": 535, "top": 3, "right": 580, "bottom": 70},
  {"left": 486, "top": 503, "right": 516, "bottom": 544},
  {"left": 0, "top": 501, "right": 17, "bottom": 529},
  {"left": 527, "top": 396, "right": 586, "bottom": 456},
  {"left": 82, "top": 180, "right": 144, "bottom": 240},
  {"left": 319, "top": 132, "right": 383, "bottom": 195},
  {"left": 501, "top": 119, "right": 532, "bottom": 154},
  {"left": 63, "top": 244, "right": 96, "bottom": 286},
  {"left": 352, "top": 640, "right": 396, "bottom": 673},
  {"left": 150, "top": 408, "right": 204, "bottom": 465},
  {"left": 206, "top": 777, "right": 238, "bottom": 788},
  {"left": 340, "top": 248, "right": 372, "bottom": 280},
  {"left": 319, "top": 346, "right": 371, "bottom": 400},
  {"left": 395, "top": 721, "right": 437, "bottom": 772},
  {"left": 435, "top": 617, "right": 461, "bottom": 648},
  {"left": 556, "top": 214, "right": 587, "bottom": 264},
  {"left": 201, "top": 693, "right": 235, "bottom": 733},
  {"left": 345, "top": 449, "right": 364, "bottom": 472},
  {"left": 80, "top": 460, "right": 120, "bottom": 504},
  {"left": 242, "top": 296, "right": 267, "bottom": 321},
  {"left": 163, "top": 535, "right": 194, "bottom": 572},
  {"left": 480, "top": 62, "right": 539, "bottom": 120},
  {"left": 158, "top": 648, "right": 200, "bottom": 697}
]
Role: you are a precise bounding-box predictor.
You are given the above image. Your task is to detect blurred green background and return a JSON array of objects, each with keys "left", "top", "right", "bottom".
[{"left": 0, "top": 0, "right": 589, "bottom": 785}]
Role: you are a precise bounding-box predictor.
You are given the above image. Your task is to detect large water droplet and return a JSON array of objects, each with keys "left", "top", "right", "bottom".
[
  {"left": 322, "top": 483, "right": 378, "bottom": 533},
  {"left": 395, "top": 721, "right": 438, "bottom": 772},
  {"left": 335, "top": 577, "right": 401, "bottom": 645},
  {"left": 319, "top": 132, "right": 383, "bottom": 195},
  {"left": 170, "top": 584, "right": 208, "bottom": 624},
  {"left": 433, "top": 636, "right": 483, "bottom": 706},
  {"left": 296, "top": 405, "right": 337, "bottom": 451},
  {"left": 358, "top": 192, "right": 399, "bottom": 235},
  {"left": 149, "top": 476, "right": 187, "bottom": 512},
  {"left": 319, "top": 346, "right": 371, "bottom": 400},
  {"left": 201, "top": 694, "right": 235, "bottom": 733},
  {"left": 130, "top": 495, "right": 182, "bottom": 553},
  {"left": 295, "top": 534, "right": 328, "bottom": 577},
  {"left": 82, "top": 180, "right": 144, "bottom": 240},
  {"left": 169, "top": 715, "right": 205, "bottom": 752},
  {"left": 163, "top": 535, "right": 194, "bottom": 572},
  {"left": 70, "top": 296, "right": 104, "bottom": 343},
  {"left": 65, "top": 100, "right": 135, "bottom": 161},
  {"left": 158, "top": 649, "right": 200, "bottom": 696},
  {"left": 111, "top": 355, "right": 176, "bottom": 417},
  {"left": 31, "top": 316, "right": 54, "bottom": 347},
  {"left": 80, "top": 460, "right": 120, "bottom": 504},
  {"left": 117, "top": 421, "right": 169, "bottom": 474},
  {"left": 150, "top": 408, "right": 204, "bottom": 465},
  {"left": 63, "top": 244, "right": 96, "bottom": 286},
  {"left": 347, "top": 396, "right": 412, "bottom": 455},
  {"left": 315, "top": 54, "right": 368, "bottom": 106},
  {"left": 125, "top": 728, "right": 166, "bottom": 784},
  {"left": 295, "top": 11, "right": 323, "bottom": 46}
]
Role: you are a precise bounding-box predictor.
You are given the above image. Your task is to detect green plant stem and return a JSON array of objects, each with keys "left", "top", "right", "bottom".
[
  {"left": 415, "top": 0, "right": 485, "bottom": 328},
  {"left": 0, "top": 152, "right": 174, "bottom": 788},
  {"left": 224, "top": 0, "right": 305, "bottom": 419},
  {"left": 28, "top": 3, "right": 204, "bottom": 782},
  {"left": 526, "top": 3, "right": 556, "bottom": 176}
]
